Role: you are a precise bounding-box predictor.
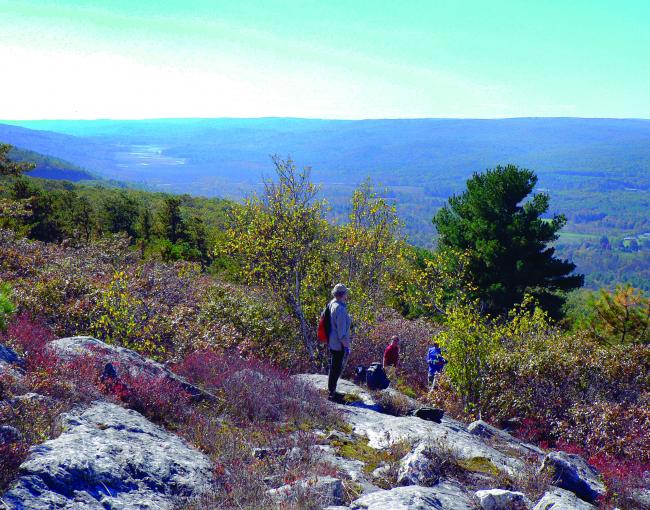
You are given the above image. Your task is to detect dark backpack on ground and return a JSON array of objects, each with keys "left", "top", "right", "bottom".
[
  {"left": 354, "top": 365, "right": 368, "bottom": 384},
  {"left": 317, "top": 303, "right": 332, "bottom": 343},
  {"left": 410, "top": 407, "right": 444, "bottom": 423},
  {"left": 366, "top": 362, "right": 390, "bottom": 390}
]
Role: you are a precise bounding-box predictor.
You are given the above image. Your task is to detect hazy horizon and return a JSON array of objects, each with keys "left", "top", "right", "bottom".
[{"left": 4, "top": 115, "right": 650, "bottom": 123}]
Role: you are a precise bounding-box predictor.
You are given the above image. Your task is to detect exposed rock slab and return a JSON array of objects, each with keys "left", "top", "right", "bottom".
[
  {"left": 631, "top": 488, "right": 650, "bottom": 509},
  {"left": 0, "top": 425, "right": 22, "bottom": 445},
  {"left": 475, "top": 488, "right": 531, "bottom": 510},
  {"left": 297, "top": 373, "right": 378, "bottom": 407},
  {"left": 3, "top": 401, "right": 213, "bottom": 510},
  {"left": 298, "top": 375, "right": 526, "bottom": 477},
  {"left": 532, "top": 487, "right": 595, "bottom": 510},
  {"left": 468, "top": 420, "right": 543, "bottom": 457},
  {"left": 350, "top": 481, "right": 474, "bottom": 510},
  {"left": 541, "top": 451, "right": 605, "bottom": 503},
  {"left": 313, "top": 444, "right": 381, "bottom": 495},
  {"left": 49, "top": 336, "right": 215, "bottom": 402}
]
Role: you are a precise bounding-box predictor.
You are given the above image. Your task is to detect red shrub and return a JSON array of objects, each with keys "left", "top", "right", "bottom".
[
  {"left": 589, "top": 454, "right": 648, "bottom": 485},
  {"left": 105, "top": 368, "right": 193, "bottom": 425},
  {"left": 589, "top": 454, "right": 650, "bottom": 508},
  {"left": 515, "top": 417, "right": 549, "bottom": 444},
  {"left": 173, "top": 349, "right": 230, "bottom": 388},
  {"left": 174, "top": 349, "right": 339, "bottom": 426},
  {"left": 3, "top": 313, "right": 54, "bottom": 358},
  {"left": 22, "top": 350, "right": 103, "bottom": 403}
]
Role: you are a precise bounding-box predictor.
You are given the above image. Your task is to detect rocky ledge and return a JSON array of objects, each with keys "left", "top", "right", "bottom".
[
  {"left": 3, "top": 402, "right": 213, "bottom": 510},
  {"left": 296, "top": 374, "right": 606, "bottom": 510}
]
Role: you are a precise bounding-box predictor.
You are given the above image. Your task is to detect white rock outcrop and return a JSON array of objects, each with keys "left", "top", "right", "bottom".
[
  {"left": 350, "top": 481, "right": 474, "bottom": 510},
  {"left": 475, "top": 488, "right": 531, "bottom": 510},
  {"left": 3, "top": 402, "right": 213, "bottom": 510}
]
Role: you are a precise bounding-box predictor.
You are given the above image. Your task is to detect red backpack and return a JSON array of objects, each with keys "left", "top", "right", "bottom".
[{"left": 317, "top": 303, "right": 332, "bottom": 343}]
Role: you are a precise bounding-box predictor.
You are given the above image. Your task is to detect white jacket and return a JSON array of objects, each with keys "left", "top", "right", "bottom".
[{"left": 328, "top": 299, "right": 351, "bottom": 351}]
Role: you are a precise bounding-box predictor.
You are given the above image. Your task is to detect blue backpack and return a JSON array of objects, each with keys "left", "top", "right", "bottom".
[{"left": 427, "top": 347, "right": 447, "bottom": 373}]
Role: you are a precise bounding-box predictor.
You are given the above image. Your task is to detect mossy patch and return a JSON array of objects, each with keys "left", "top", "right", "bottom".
[
  {"left": 332, "top": 435, "right": 393, "bottom": 474},
  {"left": 343, "top": 392, "right": 363, "bottom": 404},
  {"left": 338, "top": 422, "right": 354, "bottom": 434},
  {"left": 395, "top": 380, "right": 418, "bottom": 399},
  {"left": 456, "top": 456, "right": 500, "bottom": 476}
]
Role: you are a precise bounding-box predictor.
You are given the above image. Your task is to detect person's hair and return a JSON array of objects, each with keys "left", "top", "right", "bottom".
[{"left": 391, "top": 335, "right": 399, "bottom": 343}]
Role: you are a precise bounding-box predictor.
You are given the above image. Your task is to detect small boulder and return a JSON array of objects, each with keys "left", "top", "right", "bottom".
[
  {"left": 468, "top": 420, "right": 543, "bottom": 456},
  {"left": 411, "top": 407, "right": 444, "bottom": 423},
  {"left": 0, "top": 342, "right": 25, "bottom": 378},
  {"left": 475, "top": 488, "right": 531, "bottom": 510},
  {"left": 532, "top": 487, "right": 595, "bottom": 510},
  {"left": 252, "top": 446, "right": 288, "bottom": 460},
  {"left": 0, "top": 342, "right": 23, "bottom": 368},
  {"left": 10, "top": 392, "right": 56, "bottom": 408},
  {"left": 631, "top": 488, "right": 650, "bottom": 509},
  {"left": 541, "top": 451, "right": 605, "bottom": 503},
  {"left": 371, "top": 463, "right": 391, "bottom": 480},
  {"left": 468, "top": 420, "right": 510, "bottom": 439}
]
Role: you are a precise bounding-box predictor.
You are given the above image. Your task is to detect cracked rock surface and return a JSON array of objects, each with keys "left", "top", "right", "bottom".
[
  {"left": 3, "top": 401, "right": 213, "bottom": 510},
  {"left": 350, "top": 481, "right": 474, "bottom": 510}
]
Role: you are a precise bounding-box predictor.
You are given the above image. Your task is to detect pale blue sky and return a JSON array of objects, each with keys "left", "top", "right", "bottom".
[{"left": 1, "top": 0, "right": 648, "bottom": 119}]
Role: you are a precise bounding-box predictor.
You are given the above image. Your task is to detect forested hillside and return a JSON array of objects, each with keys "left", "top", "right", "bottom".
[
  {"left": 1, "top": 117, "right": 648, "bottom": 289},
  {"left": 9, "top": 147, "right": 96, "bottom": 182}
]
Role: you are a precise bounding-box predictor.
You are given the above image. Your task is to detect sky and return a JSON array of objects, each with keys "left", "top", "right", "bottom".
[{"left": 1, "top": 0, "right": 649, "bottom": 120}]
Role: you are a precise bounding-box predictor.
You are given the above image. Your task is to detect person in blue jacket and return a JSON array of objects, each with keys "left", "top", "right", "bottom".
[{"left": 427, "top": 342, "right": 447, "bottom": 388}]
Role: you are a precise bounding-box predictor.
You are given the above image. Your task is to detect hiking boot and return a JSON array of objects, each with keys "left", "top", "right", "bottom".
[{"left": 328, "top": 392, "right": 345, "bottom": 403}]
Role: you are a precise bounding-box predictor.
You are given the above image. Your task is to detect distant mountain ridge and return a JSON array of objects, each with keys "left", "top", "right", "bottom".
[{"left": 2, "top": 118, "right": 649, "bottom": 194}]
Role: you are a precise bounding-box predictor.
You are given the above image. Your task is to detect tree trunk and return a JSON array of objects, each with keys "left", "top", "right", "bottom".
[{"left": 286, "top": 291, "right": 316, "bottom": 363}]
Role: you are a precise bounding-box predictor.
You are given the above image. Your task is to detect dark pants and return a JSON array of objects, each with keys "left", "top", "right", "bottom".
[{"left": 328, "top": 349, "right": 345, "bottom": 395}]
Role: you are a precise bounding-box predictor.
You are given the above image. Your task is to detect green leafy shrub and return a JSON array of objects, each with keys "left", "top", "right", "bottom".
[
  {"left": 90, "top": 271, "right": 151, "bottom": 353},
  {"left": 200, "top": 283, "right": 307, "bottom": 368},
  {"left": 0, "top": 282, "right": 15, "bottom": 331},
  {"left": 483, "top": 303, "right": 650, "bottom": 464},
  {"left": 437, "top": 301, "right": 498, "bottom": 413}
]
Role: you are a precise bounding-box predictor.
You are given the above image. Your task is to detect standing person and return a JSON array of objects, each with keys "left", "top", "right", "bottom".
[
  {"left": 328, "top": 283, "right": 352, "bottom": 400},
  {"left": 383, "top": 335, "right": 400, "bottom": 368},
  {"left": 427, "top": 342, "right": 447, "bottom": 388}
]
